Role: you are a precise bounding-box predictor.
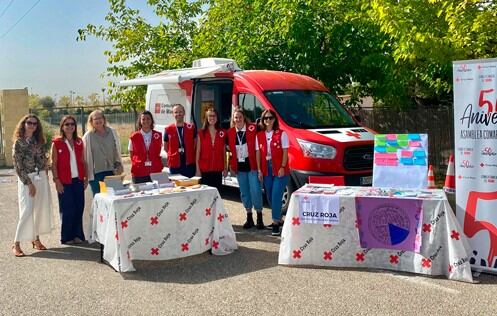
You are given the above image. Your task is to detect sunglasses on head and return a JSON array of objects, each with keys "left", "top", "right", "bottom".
[
  {"left": 263, "top": 116, "right": 275, "bottom": 121},
  {"left": 25, "top": 121, "right": 38, "bottom": 126},
  {"left": 64, "top": 122, "right": 76, "bottom": 127}
]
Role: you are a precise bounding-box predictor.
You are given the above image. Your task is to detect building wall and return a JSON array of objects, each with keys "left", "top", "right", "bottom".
[{"left": 0, "top": 88, "right": 29, "bottom": 167}]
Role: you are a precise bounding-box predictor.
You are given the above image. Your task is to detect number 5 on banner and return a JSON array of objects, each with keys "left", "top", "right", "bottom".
[{"left": 478, "top": 89, "right": 495, "bottom": 113}]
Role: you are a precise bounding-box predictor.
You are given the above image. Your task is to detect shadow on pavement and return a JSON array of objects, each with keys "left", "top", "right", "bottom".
[
  {"left": 28, "top": 243, "right": 101, "bottom": 261},
  {"left": 232, "top": 225, "right": 282, "bottom": 245},
  {"left": 121, "top": 245, "right": 278, "bottom": 283}
]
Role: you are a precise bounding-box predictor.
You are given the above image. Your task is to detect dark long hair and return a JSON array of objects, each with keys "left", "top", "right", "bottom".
[
  {"left": 59, "top": 115, "right": 78, "bottom": 140},
  {"left": 201, "top": 107, "right": 221, "bottom": 132},
  {"left": 136, "top": 110, "right": 155, "bottom": 131},
  {"left": 258, "top": 109, "right": 279, "bottom": 131},
  {"left": 12, "top": 114, "right": 45, "bottom": 144}
]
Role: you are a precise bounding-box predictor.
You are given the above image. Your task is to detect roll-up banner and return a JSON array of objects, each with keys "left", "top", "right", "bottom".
[{"left": 453, "top": 58, "right": 497, "bottom": 272}]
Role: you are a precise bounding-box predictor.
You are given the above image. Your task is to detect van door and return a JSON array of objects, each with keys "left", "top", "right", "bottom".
[{"left": 193, "top": 79, "right": 234, "bottom": 129}]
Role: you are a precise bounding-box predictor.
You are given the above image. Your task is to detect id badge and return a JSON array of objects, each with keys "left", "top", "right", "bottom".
[
  {"left": 178, "top": 148, "right": 184, "bottom": 153},
  {"left": 236, "top": 144, "right": 248, "bottom": 162},
  {"left": 34, "top": 174, "right": 41, "bottom": 181},
  {"left": 144, "top": 161, "right": 152, "bottom": 167}
]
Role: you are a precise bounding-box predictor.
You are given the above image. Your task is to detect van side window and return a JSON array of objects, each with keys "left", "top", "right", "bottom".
[{"left": 238, "top": 93, "right": 264, "bottom": 123}]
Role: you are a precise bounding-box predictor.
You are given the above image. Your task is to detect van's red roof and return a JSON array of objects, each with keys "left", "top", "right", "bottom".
[{"left": 235, "top": 70, "right": 327, "bottom": 91}]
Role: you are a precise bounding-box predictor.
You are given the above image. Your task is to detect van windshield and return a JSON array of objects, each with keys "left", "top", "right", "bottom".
[{"left": 264, "top": 90, "right": 358, "bottom": 129}]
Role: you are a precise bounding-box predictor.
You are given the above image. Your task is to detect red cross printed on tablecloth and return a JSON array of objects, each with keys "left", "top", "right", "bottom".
[
  {"left": 422, "top": 223, "right": 432, "bottom": 233},
  {"left": 323, "top": 251, "right": 332, "bottom": 261},
  {"left": 99, "top": 214, "right": 104, "bottom": 223},
  {"left": 346, "top": 130, "right": 361, "bottom": 139},
  {"left": 421, "top": 258, "right": 432, "bottom": 268},
  {"left": 323, "top": 224, "right": 332, "bottom": 228},
  {"left": 293, "top": 250, "right": 302, "bottom": 259},
  {"left": 448, "top": 264, "right": 453, "bottom": 273},
  {"left": 481, "top": 162, "right": 485, "bottom": 168},
  {"left": 205, "top": 207, "right": 211, "bottom": 216},
  {"left": 121, "top": 220, "right": 128, "bottom": 229},
  {"left": 205, "top": 237, "right": 210, "bottom": 245},
  {"left": 356, "top": 252, "right": 365, "bottom": 262},
  {"left": 181, "top": 243, "right": 189, "bottom": 252},
  {"left": 389, "top": 255, "right": 399, "bottom": 264},
  {"left": 179, "top": 212, "right": 187, "bottom": 221},
  {"left": 217, "top": 214, "right": 224, "bottom": 222},
  {"left": 212, "top": 240, "right": 219, "bottom": 250},
  {"left": 151, "top": 247, "right": 159, "bottom": 255},
  {"left": 292, "top": 217, "right": 300, "bottom": 226},
  {"left": 115, "top": 232, "right": 119, "bottom": 240},
  {"left": 451, "top": 230, "right": 460, "bottom": 240},
  {"left": 150, "top": 216, "right": 159, "bottom": 225}
]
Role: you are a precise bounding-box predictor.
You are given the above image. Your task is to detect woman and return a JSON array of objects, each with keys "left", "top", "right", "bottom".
[
  {"left": 256, "top": 109, "right": 289, "bottom": 236},
  {"left": 12, "top": 114, "right": 54, "bottom": 256},
  {"left": 51, "top": 116, "right": 87, "bottom": 244},
  {"left": 82, "top": 110, "right": 123, "bottom": 195},
  {"left": 227, "top": 108, "right": 264, "bottom": 229},
  {"left": 128, "top": 110, "right": 163, "bottom": 183},
  {"left": 195, "top": 107, "right": 227, "bottom": 190}
]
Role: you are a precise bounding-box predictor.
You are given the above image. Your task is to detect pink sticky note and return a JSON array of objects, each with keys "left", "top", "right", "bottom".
[
  {"left": 375, "top": 158, "right": 388, "bottom": 166},
  {"left": 386, "top": 159, "right": 398, "bottom": 166},
  {"left": 386, "top": 134, "right": 397, "bottom": 141},
  {"left": 376, "top": 153, "right": 397, "bottom": 160},
  {"left": 401, "top": 150, "right": 413, "bottom": 158},
  {"left": 409, "top": 141, "right": 421, "bottom": 147}
]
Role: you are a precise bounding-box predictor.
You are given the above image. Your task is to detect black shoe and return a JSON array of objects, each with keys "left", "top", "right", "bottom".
[
  {"left": 243, "top": 213, "right": 255, "bottom": 229},
  {"left": 271, "top": 225, "right": 281, "bottom": 236},
  {"left": 266, "top": 221, "right": 284, "bottom": 229},
  {"left": 256, "top": 212, "right": 265, "bottom": 230}
]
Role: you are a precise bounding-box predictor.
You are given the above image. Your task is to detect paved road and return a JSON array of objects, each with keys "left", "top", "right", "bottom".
[{"left": 1, "top": 163, "right": 496, "bottom": 316}]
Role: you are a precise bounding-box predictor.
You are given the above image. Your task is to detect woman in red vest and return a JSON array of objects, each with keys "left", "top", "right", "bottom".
[
  {"left": 256, "top": 109, "right": 289, "bottom": 236},
  {"left": 227, "top": 108, "right": 264, "bottom": 229},
  {"left": 163, "top": 104, "right": 197, "bottom": 177},
  {"left": 196, "top": 107, "right": 227, "bottom": 190},
  {"left": 129, "top": 110, "right": 164, "bottom": 184},
  {"left": 51, "top": 115, "right": 87, "bottom": 244}
]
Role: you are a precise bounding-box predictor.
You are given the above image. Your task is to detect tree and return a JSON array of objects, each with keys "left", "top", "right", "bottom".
[
  {"left": 87, "top": 92, "right": 100, "bottom": 106},
  {"left": 39, "top": 96, "right": 56, "bottom": 110},
  {"left": 58, "top": 96, "right": 71, "bottom": 108},
  {"left": 77, "top": 0, "right": 207, "bottom": 111}
]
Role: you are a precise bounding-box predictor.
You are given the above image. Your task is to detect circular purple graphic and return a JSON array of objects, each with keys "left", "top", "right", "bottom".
[{"left": 368, "top": 204, "right": 410, "bottom": 246}]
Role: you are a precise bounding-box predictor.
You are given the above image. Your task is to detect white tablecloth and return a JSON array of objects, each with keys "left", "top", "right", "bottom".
[
  {"left": 279, "top": 186, "right": 474, "bottom": 282},
  {"left": 90, "top": 187, "right": 237, "bottom": 272}
]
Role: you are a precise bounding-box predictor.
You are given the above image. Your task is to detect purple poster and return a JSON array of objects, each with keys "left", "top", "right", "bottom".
[{"left": 355, "top": 197, "right": 423, "bottom": 252}]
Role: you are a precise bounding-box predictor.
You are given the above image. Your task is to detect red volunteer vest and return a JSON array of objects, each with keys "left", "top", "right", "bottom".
[
  {"left": 198, "top": 128, "right": 226, "bottom": 172},
  {"left": 165, "top": 123, "right": 196, "bottom": 168},
  {"left": 130, "top": 130, "right": 164, "bottom": 177},
  {"left": 227, "top": 124, "right": 258, "bottom": 173},
  {"left": 257, "top": 129, "right": 290, "bottom": 176},
  {"left": 53, "top": 137, "right": 86, "bottom": 184}
]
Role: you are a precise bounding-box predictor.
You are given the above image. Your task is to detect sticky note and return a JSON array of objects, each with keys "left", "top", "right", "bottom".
[
  {"left": 401, "top": 150, "right": 413, "bottom": 158},
  {"left": 400, "top": 157, "right": 413, "bottom": 165},
  {"left": 386, "top": 159, "right": 398, "bottom": 166},
  {"left": 409, "top": 141, "right": 421, "bottom": 147},
  {"left": 387, "top": 146, "right": 397, "bottom": 153},
  {"left": 375, "top": 146, "right": 386, "bottom": 153},
  {"left": 374, "top": 158, "right": 387, "bottom": 166},
  {"left": 386, "top": 140, "right": 398, "bottom": 147},
  {"left": 397, "top": 134, "right": 408, "bottom": 141},
  {"left": 375, "top": 135, "right": 386, "bottom": 141},
  {"left": 376, "top": 140, "right": 386, "bottom": 147},
  {"left": 413, "top": 150, "right": 426, "bottom": 158},
  {"left": 386, "top": 134, "right": 397, "bottom": 141},
  {"left": 408, "top": 134, "right": 421, "bottom": 141},
  {"left": 375, "top": 153, "right": 397, "bottom": 160},
  {"left": 413, "top": 158, "right": 426, "bottom": 166},
  {"left": 398, "top": 140, "right": 408, "bottom": 147}
]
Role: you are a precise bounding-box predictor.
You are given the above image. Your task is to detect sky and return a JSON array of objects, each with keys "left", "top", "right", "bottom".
[{"left": 0, "top": 0, "right": 158, "bottom": 101}]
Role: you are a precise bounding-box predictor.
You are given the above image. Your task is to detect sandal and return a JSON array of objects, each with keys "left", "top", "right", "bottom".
[
  {"left": 32, "top": 240, "right": 47, "bottom": 251},
  {"left": 12, "top": 244, "right": 25, "bottom": 257}
]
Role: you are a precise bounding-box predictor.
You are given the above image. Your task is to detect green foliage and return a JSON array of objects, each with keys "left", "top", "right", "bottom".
[{"left": 40, "top": 96, "right": 56, "bottom": 110}]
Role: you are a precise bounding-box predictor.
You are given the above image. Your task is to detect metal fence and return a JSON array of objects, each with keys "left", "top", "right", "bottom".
[{"left": 352, "top": 106, "right": 454, "bottom": 178}]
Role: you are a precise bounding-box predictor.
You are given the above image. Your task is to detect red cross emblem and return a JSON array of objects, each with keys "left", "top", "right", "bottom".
[
  {"left": 151, "top": 248, "right": 159, "bottom": 256},
  {"left": 219, "top": 131, "right": 225, "bottom": 138},
  {"left": 205, "top": 237, "right": 209, "bottom": 245},
  {"left": 323, "top": 251, "right": 332, "bottom": 261},
  {"left": 346, "top": 130, "right": 361, "bottom": 139},
  {"left": 389, "top": 255, "right": 399, "bottom": 264},
  {"left": 323, "top": 224, "right": 332, "bottom": 228},
  {"left": 355, "top": 252, "right": 365, "bottom": 262},
  {"left": 292, "top": 250, "right": 302, "bottom": 259},
  {"left": 422, "top": 223, "right": 432, "bottom": 233},
  {"left": 421, "top": 258, "right": 432, "bottom": 268},
  {"left": 115, "top": 232, "right": 119, "bottom": 240},
  {"left": 248, "top": 125, "right": 255, "bottom": 132},
  {"left": 481, "top": 162, "right": 485, "bottom": 168},
  {"left": 179, "top": 212, "right": 187, "bottom": 221},
  {"left": 451, "top": 230, "right": 460, "bottom": 240},
  {"left": 205, "top": 208, "right": 211, "bottom": 216},
  {"left": 212, "top": 240, "right": 219, "bottom": 250},
  {"left": 292, "top": 217, "right": 300, "bottom": 226},
  {"left": 448, "top": 264, "right": 453, "bottom": 273},
  {"left": 150, "top": 216, "right": 159, "bottom": 225},
  {"left": 181, "top": 243, "right": 189, "bottom": 252},
  {"left": 458, "top": 175, "right": 462, "bottom": 179},
  {"left": 217, "top": 214, "right": 224, "bottom": 222},
  {"left": 99, "top": 214, "right": 104, "bottom": 223},
  {"left": 121, "top": 220, "right": 128, "bottom": 229}
]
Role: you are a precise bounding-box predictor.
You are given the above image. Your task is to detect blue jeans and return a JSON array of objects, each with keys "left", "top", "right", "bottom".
[
  {"left": 89, "top": 170, "right": 114, "bottom": 196},
  {"left": 263, "top": 161, "right": 289, "bottom": 222},
  {"left": 58, "top": 178, "right": 85, "bottom": 243},
  {"left": 236, "top": 170, "right": 263, "bottom": 212}
]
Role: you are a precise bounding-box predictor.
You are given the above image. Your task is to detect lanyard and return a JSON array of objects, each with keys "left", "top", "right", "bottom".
[
  {"left": 176, "top": 126, "right": 184, "bottom": 150},
  {"left": 236, "top": 130, "right": 246, "bottom": 147}
]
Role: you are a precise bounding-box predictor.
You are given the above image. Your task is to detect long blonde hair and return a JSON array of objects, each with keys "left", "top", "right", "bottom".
[{"left": 86, "top": 110, "right": 107, "bottom": 132}]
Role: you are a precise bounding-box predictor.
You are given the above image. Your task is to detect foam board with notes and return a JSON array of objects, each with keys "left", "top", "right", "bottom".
[{"left": 372, "top": 133, "right": 428, "bottom": 189}]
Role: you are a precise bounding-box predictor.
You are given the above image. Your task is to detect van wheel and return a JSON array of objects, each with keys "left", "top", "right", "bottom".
[{"left": 281, "top": 179, "right": 296, "bottom": 213}]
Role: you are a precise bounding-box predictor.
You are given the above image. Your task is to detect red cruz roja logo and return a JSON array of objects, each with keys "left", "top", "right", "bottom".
[
  {"left": 126, "top": 206, "right": 142, "bottom": 221},
  {"left": 204, "top": 226, "right": 215, "bottom": 245},
  {"left": 460, "top": 160, "right": 474, "bottom": 168},
  {"left": 182, "top": 228, "right": 199, "bottom": 251},
  {"left": 482, "top": 147, "right": 497, "bottom": 156},
  {"left": 390, "top": 250, "right": 406, "bottom": 264},
  {"left": 293, "top": 237, "right": 314, "bottom": 259},
  {"left": 449, "top": 257, "right": 469, "bottom": 273},
  {"left": 456, "top": 64, "right": 471, "bottom": 73},
  {"left": 329, "top": 238, "right": 346, "bottom": 255},
  {"left": 155, "top": 102, "right": 174, "bottom": 115},
  {"left": 458, "top": 174, "right": 476, "bottom": 181},
  {"left": 429, "top": 245, "right": 443, "bottom": 262},
  {"left": 157, "top": 202, "right": 170, "bottom": 218},
  {"left": 127, "top": 236, "right": 142, "bottom": 249},
  {"left": 157, "top": 233, "right": 171, "bottom": 249},
  {"left": 356, "top": 248, "right": 371, "bottom": 262},
  {"left": 180, "top": 198, "right": 198, "bottom": 221}
]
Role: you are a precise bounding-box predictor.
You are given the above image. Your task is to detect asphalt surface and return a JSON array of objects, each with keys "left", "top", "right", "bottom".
[{"left": 1, "top": 162, "right": 496, "bottom": 316}]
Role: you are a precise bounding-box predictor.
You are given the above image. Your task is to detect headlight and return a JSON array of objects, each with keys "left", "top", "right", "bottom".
[{"left": 297, "top": 139, "right": 336, "bottom": 159}]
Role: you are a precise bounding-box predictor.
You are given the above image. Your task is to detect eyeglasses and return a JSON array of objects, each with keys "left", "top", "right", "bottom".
[
  {"left": 263, "top": 116, "right": 275, "bottom": 121},
  {"left": 25, "top": 121, "right": 38, "bottom": 126},
  {"left": 64, "top": 122, "right": 76, "bottom": 127}
]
